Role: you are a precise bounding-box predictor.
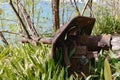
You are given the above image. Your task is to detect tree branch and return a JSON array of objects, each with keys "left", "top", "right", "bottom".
[
  {"left": 81, "top": 0, "right": 93, "bottom": 17},
  {"left": 70, "top": 0, "right": 80, "bottom": 16},
  {"left": 0, "top": 18, "right": 18, "bottom": 22},
  {"left": 88, "top": 0, "right": 93, "bottom": 17},
  {"left": 62, "top": 0, "right": 65, "bottom": 25},
  {"left": 0, "top": 30, "right": 23, "bottom": 36},
  {"left": 81, "top": 0, "right": 89, "bottom": 16},
  {"left": 0, "top": 32, "right": 9, "bottom": 45},
  {"left": 17, "top": 3, "right": 39, "bottom": 37},
  {"left": 9, "top": 0, "right": 31, "bottom": 39}
]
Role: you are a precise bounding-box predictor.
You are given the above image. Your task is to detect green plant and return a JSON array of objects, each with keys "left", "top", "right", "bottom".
[
  {"left": 86, "top": 50, "right": 120, "bottom": 80},
  {"left": 0, "top": 44, "right": 74, "bottom": 80},
  {"left": 92, "top": 7, "right": 120, "bottom": 35}
]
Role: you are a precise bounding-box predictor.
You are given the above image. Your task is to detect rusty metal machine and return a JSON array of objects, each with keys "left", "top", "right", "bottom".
[
  {"left": 50, "top": 16, "right": 113, "bottom": 76},
  {"left": 40, "top": 16, "right": 120, "bottom": 76}
]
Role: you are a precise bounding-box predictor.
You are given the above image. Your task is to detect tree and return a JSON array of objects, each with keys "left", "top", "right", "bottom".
[
  {"left": 52, "top": 0, "right": 60, "bottom": 32},
  {"left": 0, "top": 0, "right": 94, "bottom": 45}
]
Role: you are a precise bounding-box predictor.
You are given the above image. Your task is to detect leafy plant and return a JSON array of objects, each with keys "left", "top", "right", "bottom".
[
  {"left": 0, "top": 44, "right": 74, "bottom": 80},
  {"left": 92, "top": 6, "right": 120, "bottom": 35},
  {"left": 87, "top": 50, "right": 120, "bottom": 80},
  {"left": 104, "top": 58, "right": 112, "bottom": 80}
]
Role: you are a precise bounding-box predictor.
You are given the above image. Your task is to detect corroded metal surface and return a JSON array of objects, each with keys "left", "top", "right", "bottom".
[
  {"left": 52, "top": 16, "right": 95, "bottom": 58},
  {"left": 52, "top": 16, "right": 95, "bottom": 44},
  {"left": 51, "top": 16, "right": 114, "bottom": 77},
  {"left": 52, "top": 16, "right": 96, "bottom": 77}
]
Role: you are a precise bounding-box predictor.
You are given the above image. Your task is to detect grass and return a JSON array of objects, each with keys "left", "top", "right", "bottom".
[
  {"left": 90, "top": 50, "right": 120, "bottom": 80},
  {"left": 90, "top": 7, "right": 120, "bottom": 79},
  {"left": 0, "top": 5, "right": 120, "bottom": 80},
  {"left": 92, "top": 7, "right": 120, "bottom": 35},
  {"left": 0, "top": 19, "right": 120, "bottom": 80},
  {"left": 0, "top": 44, "right": 120, "bottom": 80},
  {"left": 0, "top": 44, "right": 75, "bottom": 80}
]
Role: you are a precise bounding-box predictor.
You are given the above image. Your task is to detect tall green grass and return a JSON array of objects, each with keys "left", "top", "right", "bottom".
[
  {"left": 0, "top": 44, "right": 119, "bottom": 80},
  {"left": 0, "top": 44, "right": 74, "bottom": 80},
  {"left": 89, "top": 50, "right": 120, "bottom": 80},
  {"left": 90, "top": 6, "right": 120, "bottom": 79},
  {"left": 0, "top": 5, "right": 120, "bottom": 80},
  {"left": 92, "top": 7, "right": 120, "bottom": 35}
]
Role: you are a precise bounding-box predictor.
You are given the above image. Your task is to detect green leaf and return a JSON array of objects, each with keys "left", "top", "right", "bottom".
[
  {"left": 69, "top": 48, "right": 76, "bottom": 58},
  {"left": 86, "top": 75, "right": 98, "bottom": 80},
  {"left": 100, "top": 68, "right": 104, "bottom": 80},
  {"left": 104, "top": 58, "right": 112, "bottom": 80}
]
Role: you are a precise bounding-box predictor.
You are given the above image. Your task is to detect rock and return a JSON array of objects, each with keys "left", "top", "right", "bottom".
[{"left": 111, "top": 35, "right": 120, "bottom": 51}]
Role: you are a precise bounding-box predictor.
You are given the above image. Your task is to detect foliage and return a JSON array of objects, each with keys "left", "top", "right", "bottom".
[
  {"left": 88, "top": 50, "right": 120, "bottom": 80},
  {"left": 90, "top": 3, "right": 120, "bottom": 79},
  {"left": 0, "top": 44, "right": 74, "bottom": 80},
  {"left": 0, "top": 44, "right": 120, "bottom": 80},
  {"left": 0, "top": 0, "right": 120, "bottom": 80},
  {"left": 92, "top": 7, "right": 120, "bottom": 35},
  {"left": 104, "top": 58, "right": 112, "bottom": 80}
]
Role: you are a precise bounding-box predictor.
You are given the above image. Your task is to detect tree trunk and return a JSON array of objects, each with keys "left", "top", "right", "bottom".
[{"left": 52, "top": 0, "right": 60, "bottom": 32}]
